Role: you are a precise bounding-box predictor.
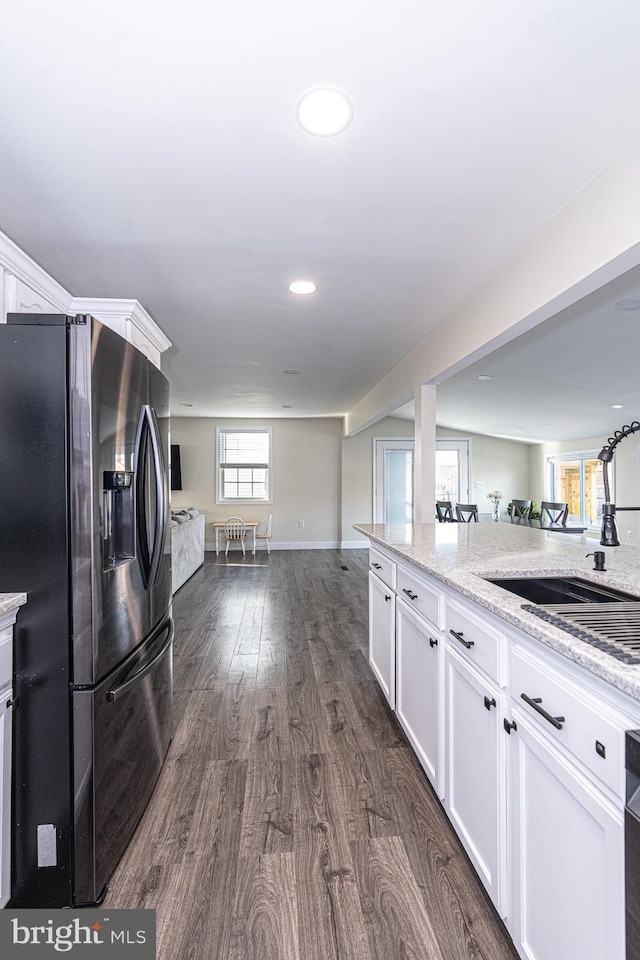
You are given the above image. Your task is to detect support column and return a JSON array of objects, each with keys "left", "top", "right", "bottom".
[{"left": 414, "top": 384, "right": 437, "bottom": 523}]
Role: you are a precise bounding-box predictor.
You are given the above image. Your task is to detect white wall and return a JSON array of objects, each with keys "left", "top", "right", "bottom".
[
  {"left": 342, "top": 416, "right": 415, "bottom": 545},
  {"left": 436, "top": 427, "right": 532, "bottom": 519},
  {"left": 172, "top": 415, "right": 535, "bottom": 548},
  {"left": 170, "top": 416, "right": 343, "bottom": 549}
]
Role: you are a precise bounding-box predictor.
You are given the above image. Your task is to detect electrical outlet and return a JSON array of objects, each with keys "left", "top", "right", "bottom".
[
  {"left": 475, "top": 481, "right": 485, "bottom": 488},
  {"left": 298, "top": 520, "right": 305, "bottom": 528},
  {"left": 627, "top": 530, "right": 633, "bottom": 541}
]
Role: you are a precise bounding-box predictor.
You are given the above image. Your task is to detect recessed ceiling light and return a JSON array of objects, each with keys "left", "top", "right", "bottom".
[
  {"left": 611, "top": 403, "right": 626, "bottom": 409},
  {"left": 282, "top": 369, "right": 301, "bottom": 375},
  {"left": 296, "top": 88, "right": 353, "bottom": 137},
  {"left": 476, "top": 374, "right": 493, "bottom": 381},
  {"left": 281, "top": 404, "right": 293, "bottom": 409},
  {"left": 288, "top": 280, "right": 317, "bottom": 296},
  {"left": 180, "top": 402, "right": 194, "bottom": 407},
  {"left": 615, "top": 298, "right": 640, "bottom": 311}
]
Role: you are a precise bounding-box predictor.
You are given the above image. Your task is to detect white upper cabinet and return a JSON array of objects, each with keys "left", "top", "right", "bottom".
[
  {"left": 70, "top": 298, "right": 171, "bottom": 369},
  {"left": 8, "top": 275, "right": 65, "bottom": 315},
  {"left": 0, "top": 230, "right": 171, "bottom": 368},
  {"left": 1, "top": 233, "right": 69, "bottom": 321}
]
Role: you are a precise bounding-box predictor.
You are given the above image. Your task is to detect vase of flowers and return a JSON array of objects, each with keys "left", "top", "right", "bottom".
[{"left": 487, "top": 490, "right": 502, "bottom": 522}]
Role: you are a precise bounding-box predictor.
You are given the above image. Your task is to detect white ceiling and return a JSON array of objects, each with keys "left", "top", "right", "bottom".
[
  {"left": 396, "top": 262, "right": 640, "bottom": 442},
  {"left": 1, "top": 2, "right": 640, "bottom": 420}
]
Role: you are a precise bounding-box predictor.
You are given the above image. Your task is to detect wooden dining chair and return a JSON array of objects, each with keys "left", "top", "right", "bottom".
[
  {"left": 539, "top": 501, "right": 568, "bottom": 526},
  {"left": 223, "top": 517, "right": 247, "bottom": 555},
  {"left": 436, "top": 500, "right": 455, "bottom": 522},
  {"left": 455, "top": 503, "right": 479, "bottom": 522},
  {"left": 510, "top": 499, "right": 532, "bottom": 522},
  {"left": 254, "top": 514, "right": 272, "bottom": 554}
]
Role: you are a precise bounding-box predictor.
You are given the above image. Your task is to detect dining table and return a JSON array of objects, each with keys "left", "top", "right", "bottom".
[
  {"left": 440, "top": 515, "right": 589, "bottom": 534},
  {"left": 212, "top": 519, "right": 260, "bottom": 555},
  {"left": 506, "top": 517, "right": 588, "bottom": 534}
]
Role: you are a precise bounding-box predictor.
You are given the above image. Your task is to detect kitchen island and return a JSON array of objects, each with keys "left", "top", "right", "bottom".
[
  {"left": 355, "top": 520, "right": 640, "bottom": 701},
  {"left": 355, "top": 521, "right": 640, "bottom": 960}
]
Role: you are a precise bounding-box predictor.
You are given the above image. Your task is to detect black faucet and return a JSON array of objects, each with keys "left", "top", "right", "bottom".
[{"left": 598, "top": 420, "right": 640, "bottom": 546}]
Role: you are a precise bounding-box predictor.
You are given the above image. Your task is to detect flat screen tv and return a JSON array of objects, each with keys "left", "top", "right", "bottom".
[{"left": 170, "top": 444, "right": 182, "bottom": 491}]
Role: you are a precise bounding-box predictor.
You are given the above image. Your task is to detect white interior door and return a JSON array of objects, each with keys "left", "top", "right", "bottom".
[
  {"left": 436, "top": 439, "right": 470, "bottom": 506},
  {"left": 374, "top": 439, "right": 415, "bottom": 523}
]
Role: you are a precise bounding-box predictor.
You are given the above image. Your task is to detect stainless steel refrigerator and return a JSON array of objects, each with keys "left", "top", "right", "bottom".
[{"left": 0, "top": 313, "right": 173, "bottom": 907}]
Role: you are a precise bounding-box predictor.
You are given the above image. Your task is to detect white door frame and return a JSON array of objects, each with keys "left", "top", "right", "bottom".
[{"left": 373, "top": 438, "right": 415, "bottom": 523}]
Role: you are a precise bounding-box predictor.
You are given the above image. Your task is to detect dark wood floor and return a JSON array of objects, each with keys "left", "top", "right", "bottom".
[{"left": 104, "top": 549, "right": 519, "bottom": 960}]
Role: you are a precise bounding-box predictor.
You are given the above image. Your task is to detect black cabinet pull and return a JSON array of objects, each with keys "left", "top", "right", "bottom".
[
  {"left": 403, "top": 588, "right": 418, "bottom": 600},
  {"left": 429, "top": 637, "right": 438, "bottom": 648},
  {"left": 521, "top": 693, "right": 565, "bottom": 730},
  {"left": 504, "top": 718, "right": 517, "bottom": 734},
  {"left": 384, "top": 594, "right": 391, "bottom": 602},
  {"left": 484, "top": 695, "right": 496, "bottom": 711},
  {"left": 371, "top": 562, "right": 382, "bottom": 570},
  {"left": 449, "top": 628, "right": 474, "bottom": 649}
]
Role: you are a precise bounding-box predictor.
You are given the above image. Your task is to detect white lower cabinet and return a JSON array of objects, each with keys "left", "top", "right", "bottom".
[
  {"left": 368, "top": 570, "right": 396, "bottom": 708},
  {"left": 366, "top": 543, "right": 636, "bottom": 960},
  {"left": 444, "top": 643, "right": 505, "bottom": 913},
  {"left": 0, "top": 610, "right": 17, "bottom": 909},
  {"left": 508, "top": 707, "right": 624, "bottom": 960},
  {"left": 396, "top": 598, "right": 441, "bottom": 794},
  {"left": 0, "top": 682, "right": 12, "bottom": 908}
]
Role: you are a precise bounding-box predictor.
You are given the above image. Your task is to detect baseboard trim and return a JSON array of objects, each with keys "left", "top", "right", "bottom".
[
  {"left": 340, "top": 540, "right": 369, "bottom": 550},
  {"left": 205, "top": 540, "right": 345, "bottom": 552}
]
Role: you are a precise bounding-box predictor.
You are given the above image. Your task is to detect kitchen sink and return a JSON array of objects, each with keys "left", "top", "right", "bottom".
[
  {"left": 485, "top": 576, "right": 640, "bottom": 606},
  {"left": 485, "top": 576, "right": 640, "bottom": 664}
]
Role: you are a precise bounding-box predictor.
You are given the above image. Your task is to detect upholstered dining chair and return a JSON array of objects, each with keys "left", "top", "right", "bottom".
[
  {"left": 223, "top": 517, "right": 247, "bottom": 555},
  {"left": 436, "top": 500, "right": 455, "bottom": 522},
  {"left": 539, "top": 501, "right": 569, "bottom": 526},
  {"left": 510, "top": 499, "right": 532, "bottom": 522},
  {"left": 254, "top": 514, "right": 272, "bottom": 554},
  {"left": 455, "top": 503, "right": 479, "bottom": 522}
]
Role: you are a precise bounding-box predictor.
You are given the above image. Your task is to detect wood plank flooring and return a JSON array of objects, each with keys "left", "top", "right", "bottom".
[{"left": 104, "top": 549, "right": 519, "bottom": 960}]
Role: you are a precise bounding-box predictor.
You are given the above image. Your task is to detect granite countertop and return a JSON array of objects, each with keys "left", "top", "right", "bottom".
[
  {"left": 355, "top": 521, "right": 640, "bottom": 704},
  {"left": 0, "top": 593, "right": 27, "bottom": 617}
]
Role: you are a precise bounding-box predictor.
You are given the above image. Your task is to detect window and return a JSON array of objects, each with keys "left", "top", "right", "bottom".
[
  {"left": 217, "top": 427, "right": 271, "bottom": 503},
  {"left": 548, "top": 451, "right": 607, "bottom": 527}
]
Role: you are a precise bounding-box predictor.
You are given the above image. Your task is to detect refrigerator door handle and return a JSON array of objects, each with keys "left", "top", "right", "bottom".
[
  {"left": 106, "top": 619, "right": 174, "bottom": 702},
  {"left": 134, "top": 405, "right": 168, "bottom": 587},
  {"left": 145, "top": 405, "right": 168, "bottom": 587}
]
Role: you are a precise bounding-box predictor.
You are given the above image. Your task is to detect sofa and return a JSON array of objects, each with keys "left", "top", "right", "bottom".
[{"left": 170, "top": 507, "right": 205, "bottom": 593}]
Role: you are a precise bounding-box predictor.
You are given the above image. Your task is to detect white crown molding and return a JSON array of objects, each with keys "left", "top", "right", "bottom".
[
  {"left": 70, "top": 296, "right": 172, "bottom": 352},
  {"left": 0, "top": 231, "right": 71, "bottom": 311},
  {"left": 0, "top": 229, "right": 171, "bottom": 358}
]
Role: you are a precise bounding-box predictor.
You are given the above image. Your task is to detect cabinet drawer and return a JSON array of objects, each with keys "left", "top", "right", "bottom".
[
  {"left": 397, "top": 564, "right": 442, "bottom": 629},
  {"left": 445, "top": 599, "right": 502, "bottom": 684},
  {"left": 369, "top": 547, "right": 396, "bottom": 589},
  {"left": 510, "top": 644, "right": 626, "bottom": 798}
]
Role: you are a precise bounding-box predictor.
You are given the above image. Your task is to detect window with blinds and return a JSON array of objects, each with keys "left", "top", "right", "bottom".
[{"left": 217, "top": 427, "right": 271, "bottom": 502}]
